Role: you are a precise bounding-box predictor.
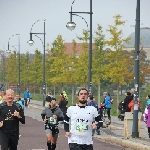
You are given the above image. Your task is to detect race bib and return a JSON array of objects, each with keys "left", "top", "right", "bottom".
[
  {"left": 49, "top": 117, "right": 57, "bottom": 124},
  {"left": 76, "top": 123, "right": 88, "bottom": 132}
]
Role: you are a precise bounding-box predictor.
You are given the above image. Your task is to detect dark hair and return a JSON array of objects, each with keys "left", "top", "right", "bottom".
[
  {"left": 89, "top": 95, "right": 94, "bottom": 100},
  {"left": 127, "top": 92, "right": 131, "bottom": 96},
  {"left": 77, "top": 88, "right": 89, "bottom": 96},
  {"left": 147, "top": 95, "right": 150, "bottom": 99}
]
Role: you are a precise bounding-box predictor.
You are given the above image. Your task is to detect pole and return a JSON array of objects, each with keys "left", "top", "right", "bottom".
[
  {"left": 43, "top": 21, "right": 46, "bottom": 107},
  {"left": 18, "top": 35, "right": 21, "bottom": 95},
  {"left": 2, "top": 52, "right": 5, "bottom": 85},
  {"left": 88, "top": 0, "right": 92, "bottom": 92},
  {"left": 132, "top": 0, "right": 140, "bottom": 138}
]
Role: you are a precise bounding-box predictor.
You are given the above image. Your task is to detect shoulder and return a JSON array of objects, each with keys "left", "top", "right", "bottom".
[
  {"left": 0, "top": 102, "right": 6, "bottom": 109},
  {"left": 67, "top": 106, "right": 77, "bottom": 111},
  {"left": 56, "top": 106, "right": 61, "bottom": 110}
]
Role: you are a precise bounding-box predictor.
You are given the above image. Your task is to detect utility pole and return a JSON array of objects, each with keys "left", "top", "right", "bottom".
[{"left": 132, "top": 0, "right": 140, "bottom": 138}]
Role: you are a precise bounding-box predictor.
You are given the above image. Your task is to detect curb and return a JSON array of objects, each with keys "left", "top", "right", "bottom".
[
  {"left": 96, "top": 136, "right": 150, "bottom": 150},
  {"left": 107, "top": 125, "right": 123, "bottom": 130}
]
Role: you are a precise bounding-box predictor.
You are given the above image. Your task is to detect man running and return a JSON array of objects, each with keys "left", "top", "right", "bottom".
[
  {"left": 64, "top": 88, "right": 103, "bottom": 150},
  {"left": 0, "top": 89, "right": 25, "bottom": 150}
]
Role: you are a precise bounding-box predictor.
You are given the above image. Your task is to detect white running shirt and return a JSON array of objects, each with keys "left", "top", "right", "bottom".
[{"left": 66, "top": 105, "right": 98, "bottom": 145}]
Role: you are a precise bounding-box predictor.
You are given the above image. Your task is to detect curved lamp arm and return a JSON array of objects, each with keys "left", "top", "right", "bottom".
[
  {"left": 72, "top": 14, "right": 89, "bottom": 30},
  {"left": 7, "top": 34, "right": 20, "bottom": 51},
  {"left": 34, "top": 35, "right": 44, "bottom": 47},
  {"left": 30, "top": 19, "right": 46, "bottom": 33}
]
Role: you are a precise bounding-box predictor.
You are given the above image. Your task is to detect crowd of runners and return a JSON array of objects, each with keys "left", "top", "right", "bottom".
[{"left": 0, "top": 87, "right": 114, "bottom": 150}]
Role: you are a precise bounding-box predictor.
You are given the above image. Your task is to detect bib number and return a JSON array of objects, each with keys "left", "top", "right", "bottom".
[
  {"left": 76, "top": 123, "right": 88, "bottom": 132},
  {"left": 49, "top": 117, "right": 56, "bottom": 124}
]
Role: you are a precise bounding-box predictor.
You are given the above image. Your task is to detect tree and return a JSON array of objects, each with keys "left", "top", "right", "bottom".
[
  {"left": 63, "top": 39, "right": 79, "bottom": 104},
  {"left": 48, "top": 35, "right": 67, "bottom": 92},
  {"left": 5, "top": 51, "right": 18, "bottom": 84},
  {"left": 93, "top": 24, "right": 105, "bottom": 105},
  {"left": 76, "top": 30, "right": 89, "bottom": 87},
  {"left": 104, "top": 15, "right": 131, "bottom": 113},
  {"left": 30, "top": 49, "right": 43, "bottom": 84},
  {"left": 20, "top": 52, "right": 31, "bottom": 85}
]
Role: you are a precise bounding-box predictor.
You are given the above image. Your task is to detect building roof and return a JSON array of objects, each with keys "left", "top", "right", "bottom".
[
  {"left": 124, "top": 27, "right": 150, "bottom": 48},
  {"left": 64, "top": 43, "right": 84, "bottom": 55}
]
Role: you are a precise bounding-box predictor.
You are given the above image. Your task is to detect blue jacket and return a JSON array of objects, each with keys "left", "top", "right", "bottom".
[
  {"left": 103, "top": 95, "right": 112, "bottom": 109},
  {"left": 24, "top": 91, "right": 31, "bottom": 99},
  {"left": 87, "top": 101, "right": 100, "bottom": 114},
  {"left": 16, "top": 100, "right": 24, "bottom": 110}
]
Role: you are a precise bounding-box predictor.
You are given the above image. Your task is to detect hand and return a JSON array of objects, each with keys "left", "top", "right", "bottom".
[
  {"left": 43, "top": 119, "right": 48, "bottom": 123},
  {"left": 0, "top": 121, "right": 3, "bottom": 127},
  {"left": 13, "top": 110, "right": 20, "bottom": 118},
  {"left": 91, "top": 123, "right": 97, "bottom": 129},
  {"left": 65, "top": 132, "right": 71, "bottom": 137},
  {"left": 53, "top": 115, "right": 57, "bottom": 119}
]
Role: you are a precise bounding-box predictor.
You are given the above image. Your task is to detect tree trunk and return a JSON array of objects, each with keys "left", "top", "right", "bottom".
[
  {"left": 54, "top": 85, "right": 56, "bottom": 98},
  {"left": 39, "top": 86, "right": 41, "bottom": 95},
  {"left": 98, "top": 83, "right": 101, "bottom": 106},
  {"left": 72, "top": 84, "right": 74, "bottom": 105},
  {"left": 61, "top": 83, "right": 64, "bottom": 92},
  {"left": 116, "top": 85, "right": 119, "bottom": 114},
  {"left": 34, "top": 88, "right": 35, "bottom": 97}
]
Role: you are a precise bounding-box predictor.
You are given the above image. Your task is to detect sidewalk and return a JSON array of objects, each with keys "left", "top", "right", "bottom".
[{"left": 29, "top": 100, "right": 150, "bottom": 150}]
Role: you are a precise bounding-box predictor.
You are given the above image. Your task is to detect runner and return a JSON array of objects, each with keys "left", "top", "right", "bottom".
[
  {"left": 15, "top": 94, "right": 24, "bottom": 137},
  {"left": 41, "top": 99, "right": 64, "bottom": 150},
  {"left": 64, "top": 88, "right": 103, "bottom": 150},
  {"left": 0, "top": 89, "right": 25, "bottom": 150}
]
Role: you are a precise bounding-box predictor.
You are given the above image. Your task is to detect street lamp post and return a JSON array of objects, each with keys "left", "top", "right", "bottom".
[
  {"left": 7, "top": 34, "right": 20, "bottom": 95},
  {"left": 132, "top": 0, "right": 140, "bottom": 138},
  {"left": 28, "top": 20, "right": 46, "bottom": 107},
  {"left": 66, "top": 0, "right": 93, "bottom": 92},
  {"left": 0, "top": 51, "right": 5, "bottom": 89}
]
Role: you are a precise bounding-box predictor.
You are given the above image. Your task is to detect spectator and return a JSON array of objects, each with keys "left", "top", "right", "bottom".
[
  {"left": 45, "top": 92, "right": 53, "bottom": 107},
  {"left": 24, "top": 88, "right": 32, "bottom": 106},
  {"left": 88, "top": 95, "right": 101, "bottom": 135},
  {"left": 122, "top": 92, "right": 133, "bottom": 113},
  {"left": 102, "top": 92, "right": 112, "bottom": 119},
  {"left": 58, "top": 94, "right": 68, "bottom": 124}
]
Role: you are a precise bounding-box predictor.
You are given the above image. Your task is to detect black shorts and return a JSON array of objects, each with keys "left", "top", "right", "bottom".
[
  {"left": 69, "top": 143, "right": 93, "bottom": 150},
  {"left": 0, "top": 131, "right": 19, "bottom": 150}
]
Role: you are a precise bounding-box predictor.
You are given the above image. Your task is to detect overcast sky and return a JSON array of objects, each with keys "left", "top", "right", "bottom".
[{"left": 0, "top": 0, "right": 149, "bottom": 54}]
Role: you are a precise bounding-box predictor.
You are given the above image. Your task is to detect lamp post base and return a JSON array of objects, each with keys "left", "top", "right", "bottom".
[{"left": 132, "top": 132, "right": 139, "bottom": 138}]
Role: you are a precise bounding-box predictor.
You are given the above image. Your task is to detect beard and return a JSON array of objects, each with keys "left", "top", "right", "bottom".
[{"left": 79, "top": 100, "right": 87, "bottom": 104}]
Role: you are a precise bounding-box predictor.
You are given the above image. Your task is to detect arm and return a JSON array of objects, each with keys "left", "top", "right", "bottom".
[
  {"left": 64, "top": 107, "right": 71, "bottom": 132},
  {"left": 95, "top": 114, "right": 103, "bottom": 128},
  {"left": 57, "top": 108, "right": 64, "bottom": 121},
  {"left": 18, "top": 107, "right": 25, "bottom": 124},
  {"left": 41, "top": 109, "right": 46, "bottom": 120},
  {"left": 103, "top": 97, "right": 108, "bottom": 107},
  {"left": 58, "top": 96, "right": 62, "bottom": 106},
  {"left": 64, "top": 114, "right": 70, "bottom": 132},
  {"left": 122, "top": 97, "right": 127, "bottom": 107}
]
